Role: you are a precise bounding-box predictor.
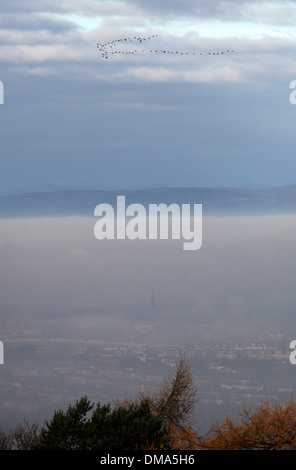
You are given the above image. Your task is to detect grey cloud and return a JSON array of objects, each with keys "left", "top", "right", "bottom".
[
  {"left": 0, "top": 13, "right": 78, "bottom": 34},
  {"left": 3, "top": 0, "right": 296, "bottom": 28},
  {"left": 127, "top": 0, "right": 296, "bottom": 24}
]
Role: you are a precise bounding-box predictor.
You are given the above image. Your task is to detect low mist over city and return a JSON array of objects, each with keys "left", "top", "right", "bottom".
[{"left": 0, "top": 208, "right": 295, "bottom": 433}]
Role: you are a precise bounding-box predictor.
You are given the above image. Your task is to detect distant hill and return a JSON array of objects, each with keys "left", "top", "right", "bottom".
[{"left": 0, "top": 185, "right": 296, "bottom": 218}]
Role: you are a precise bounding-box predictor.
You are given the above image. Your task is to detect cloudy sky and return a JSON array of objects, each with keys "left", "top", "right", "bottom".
[{"left": 1, "top": 0, "right": 296, "bottom": 193}]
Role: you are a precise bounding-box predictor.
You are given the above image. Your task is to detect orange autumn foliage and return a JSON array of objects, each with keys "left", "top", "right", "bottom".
[
  {"left": 160, "top": 422, "right": 199, "bottom": 450},
  {"left": 199, "top": 396, "right": 296, "bottom": 450}
]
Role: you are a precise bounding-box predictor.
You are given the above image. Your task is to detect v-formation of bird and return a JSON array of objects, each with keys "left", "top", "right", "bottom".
[{"left": 97, "top": 35, "right": 234, "bottom": 60}]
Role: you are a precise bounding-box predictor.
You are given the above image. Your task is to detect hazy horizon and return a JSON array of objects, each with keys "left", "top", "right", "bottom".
[{"left": 1, "top": 213, "right": 295, "bottom": 340}]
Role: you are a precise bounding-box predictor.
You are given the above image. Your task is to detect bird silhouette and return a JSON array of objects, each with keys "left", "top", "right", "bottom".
[{"left": 97, "top": 35, "right": 234, "bottom": 60}]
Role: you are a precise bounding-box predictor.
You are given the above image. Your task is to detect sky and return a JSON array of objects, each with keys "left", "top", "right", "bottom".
[{"left": 1, "top": 0, "right": 296, "bottom": 193}]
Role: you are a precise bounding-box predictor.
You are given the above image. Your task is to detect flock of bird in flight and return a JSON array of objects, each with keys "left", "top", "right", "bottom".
[{"left": 97, "top": 34, "right": 234, "bottom": 60}]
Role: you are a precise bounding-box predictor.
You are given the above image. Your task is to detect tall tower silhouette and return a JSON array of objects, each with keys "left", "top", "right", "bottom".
[{"left": 150, "top": 289, "right": 156, "bottom": 311}]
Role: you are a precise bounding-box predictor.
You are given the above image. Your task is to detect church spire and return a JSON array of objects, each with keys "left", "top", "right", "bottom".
[{"left": 150, "top": 289, "right": 156, "bottom": 310}]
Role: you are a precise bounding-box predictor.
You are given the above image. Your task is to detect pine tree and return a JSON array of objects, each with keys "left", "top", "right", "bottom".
[
  {"left": 36, "top": 396, "right": 164, "bottom": 450},
  {"left": 36, "top": 396, "right": 93, "bottom": 450}
]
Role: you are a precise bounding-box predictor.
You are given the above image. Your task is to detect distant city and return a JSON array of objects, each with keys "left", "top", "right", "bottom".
[{"left": 0, "top": 297, "right": 294, "bottom": 435}]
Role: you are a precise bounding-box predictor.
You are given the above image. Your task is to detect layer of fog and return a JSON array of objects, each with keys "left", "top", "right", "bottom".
[{"left": 0, "top": 213, "right": 295, "bottom": 344}]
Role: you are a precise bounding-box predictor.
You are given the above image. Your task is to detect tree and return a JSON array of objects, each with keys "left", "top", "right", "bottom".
[
  {"left": 36, "top": 396, "right": 164, "bottom": 450},
  {"left": 199, "top": 396, "right": 296, "bottom": 450},
  {"left": 33, "top": 352, "right": 199, "bottom": 450},
  {"left": 11, "top": 419, "right": 40, "bottom": 450},
  {"left": 89, "top": 399, "right": 164, "bottom": 450},
  {"left": 141, "top": 352, "right": 199, "bottom": 449},
  {"left": 36, "top": 396, "right": 93, "bottom": 450},
  {"left": 0, "top": 429, "right": 12, "bottom": 450}
]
